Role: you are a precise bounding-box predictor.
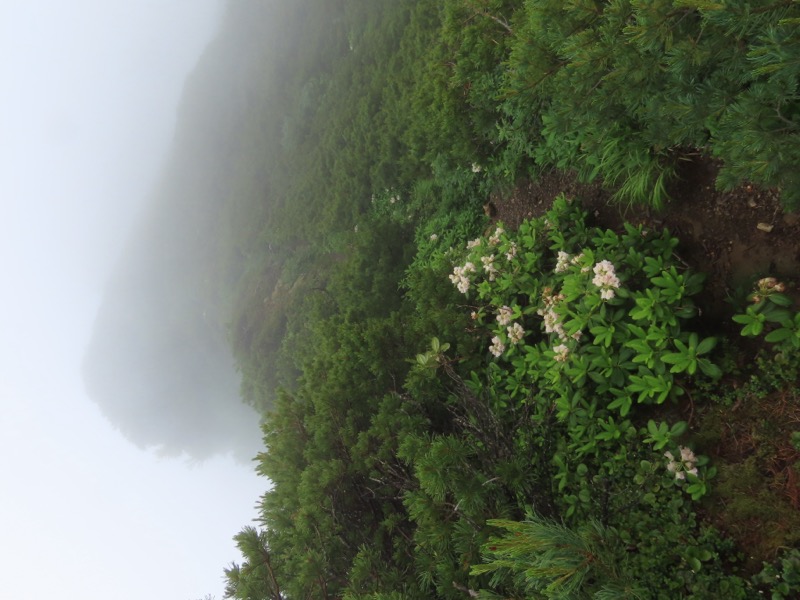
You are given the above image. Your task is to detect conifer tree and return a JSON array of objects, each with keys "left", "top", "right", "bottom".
[{"left": 224, "top": 527, "right": 283, "bottom": 600}]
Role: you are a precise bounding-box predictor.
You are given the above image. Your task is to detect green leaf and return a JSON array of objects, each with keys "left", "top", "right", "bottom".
[
  {"left": 695, "top": 336, "right": 717, "bottom": 355},
  {"left": 608, "top": 395, "right": 632, "bottom": 417},
  {"left": 765, "top": 328, "right": 793, "bottom": 343},
  {"left": 748, "top": 320, "right": 764, "bottom": 336},
  {"left": 768, "top": 293, "right": 793, "bottom": 307},
  {"left": 698, "top": 359, "right": 722, "bottom": 379},
  {"left": 670, "top": 421, "right": 688, "bottom": 437}
]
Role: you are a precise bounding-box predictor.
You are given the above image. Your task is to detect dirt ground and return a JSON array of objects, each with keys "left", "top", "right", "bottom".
[{"left": 491, "top": 158, "right": 800, "bottom": 328}]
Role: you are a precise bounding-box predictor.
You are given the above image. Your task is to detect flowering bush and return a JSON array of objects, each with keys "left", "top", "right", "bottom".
[
  {"left": 450, "top": 195, "right": 719, "bottom": 418},
  {"left": 446, "top": 195, "right": 719, "bottom": 515},
  {"left": 439, "top": 197, "right": 762, "bottom": 598}
]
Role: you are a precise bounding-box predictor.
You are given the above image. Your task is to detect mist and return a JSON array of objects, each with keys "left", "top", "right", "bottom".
[
  {"left": 0, "top": 2, "right": 277, "bottom": 598},
  {"left": 80, "top": 3, "right": 284, "bottom": 462}
]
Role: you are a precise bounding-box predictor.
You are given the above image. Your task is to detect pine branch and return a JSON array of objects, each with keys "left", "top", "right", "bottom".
[
  {"left": 452, "top": 580, "right": 481, "bottom": 598},
  {"left": 477, "top": 10, "right": 513, "bottom": 35}
]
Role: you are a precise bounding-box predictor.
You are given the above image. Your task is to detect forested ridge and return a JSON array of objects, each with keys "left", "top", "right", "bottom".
[{"left": 94, "top": 0, "right": 800, "bottom": 597}]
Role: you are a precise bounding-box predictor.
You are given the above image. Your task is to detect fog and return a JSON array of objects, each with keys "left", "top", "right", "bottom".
[
  {"left": 80, "top": 3, "right": 280, "bottom": 462},
  {"left": 1, "top": 2, "right": 275, "bottom": 598}
]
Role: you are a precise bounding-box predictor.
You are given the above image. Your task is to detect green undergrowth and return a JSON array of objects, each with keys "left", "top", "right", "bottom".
[
  {"left": 225, "top": 193, "right": 800, "bottom": 599},
  {"left": 212, "top": 2, "right": 800, "bottom": 599},
  {"left": 447, "top": 0, "right": 800, "bottom": 208}
]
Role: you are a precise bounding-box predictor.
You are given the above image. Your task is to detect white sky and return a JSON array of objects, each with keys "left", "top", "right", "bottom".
[{"left": 0, "top": 2, "right": 266, "bottom": 599}]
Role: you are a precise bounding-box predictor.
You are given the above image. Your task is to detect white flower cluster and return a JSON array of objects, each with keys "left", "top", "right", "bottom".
[
  {"left": 489, "top": 307, "right": 526, "bottom": 357},
  {"left": 752, "top": 276, "right": 786, "bottom": 302},
  {"left": 592, "top": 260, "right": 621, "bottom": 300},
  {"left": 505, "top": 241, "right": 517, "bottom": 261},
  {"left": 555, "top": 251, "right": 571, "bottom": 273},
  {"left": 488, "top": 226, "right": 504, "bottom": 247},
  {"left": 452, "top": 229, "right": 512, "bottom": 295},
  {"left": 449, "top": 262, "right": 476, "bottom": 294},
  {"left": 537, "top": 287, "right": 568, "bottom": 340},
  {"left": 488, "top": 322, "right": 525, "bottom": 357},
  {"left": 507, "top": 322, "right": 525, "bottom": 345},
  {"left": 536, "top": 286, "right": 582, "bottom": 362},
  {"left": 664, "top": 446, "right": 698, "bottom": 480},
  {"left": 555, "top": 250, "right": 583, "bottom": 273},
  {"left": 553, "top": 343, "right": 570, "bottom": 362},
  {"left": 481, "top": 254, "right": 498, "bottom": 281},
  {"left": 496, "top": 306, "right": 513, "bottom": 326},
  {"left": 489, "top": 335, "right": 505, "bottom": 357}
]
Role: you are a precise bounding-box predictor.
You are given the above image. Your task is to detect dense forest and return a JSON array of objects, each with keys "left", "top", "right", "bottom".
[{"left": 97, "top": 0, "right": 800, "bottom": 597}]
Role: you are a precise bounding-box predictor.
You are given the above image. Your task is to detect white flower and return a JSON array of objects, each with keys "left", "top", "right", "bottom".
[
  {"left": 592, "top": 260, "right": 621, "bottom": 296},
  {"left": 450, "top": 262, "right": 477, "bottom": 294},
  {"left": 553, "top": 344, "right": 569, "bottom": 362},
  {"left": 505, "top": 242, "right": 517, "bottom": 261},
  {"left": 542, "top": 307, "right": 566, "bottom": 340},
  {"left": 664, "top": 446, "right": 698, "bottom": 481},
  {"left": 757, "top": 277, "right": 778, "bottom": 289},
  {"left": 467, "top": 238, "right": 482, "bottom": 250},
  {"left": 430, "top": 233, "right": 438, "bottom": 241},
  {"left": 539, "top": 288, "right": 570, "bottom": 341},
  {"left": 489, "top": 336, "right": 505, "bottom": 357},
  {"left": 600, "top": 288, "right": 616, "bottom": 301},
  {"left": 496, "top": 306, "right": 513, "bottom": 326},
  {"left": 680, "top": 446, "right": 696, "bottom": 463},
  {"left": 471, "top": 163, "right": 482, "bottom": 173},
  {"left": 543, "top": 310, "right": 560, "bottom": 333},
  {"left": 507, "top": 322, "right": 525, "bottom": 345},
  {"left": 555, "top": 251, "right": 571, "bottom": 273},
  {"left": 594, "top": 260, "right": 615, "bottom": 276},
  {"left": 488, "top": 226, "right": 504, "bottom": 246},
  {"left": 481, "top": 255, "right": 498, "bottom": 280}
]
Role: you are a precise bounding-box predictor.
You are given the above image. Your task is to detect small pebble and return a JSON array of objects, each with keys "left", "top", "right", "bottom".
[{"left": 757, "top": 222, "right": 774, "bottom": 232}]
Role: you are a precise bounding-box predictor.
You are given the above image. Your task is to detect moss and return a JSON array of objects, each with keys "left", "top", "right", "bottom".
[{"left": 692, "top": 347, "right": 800, "bottom": 569}]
